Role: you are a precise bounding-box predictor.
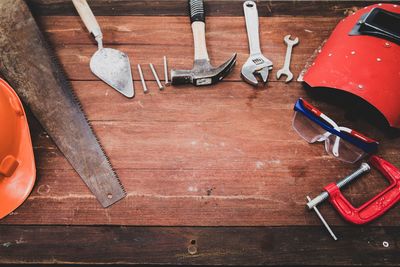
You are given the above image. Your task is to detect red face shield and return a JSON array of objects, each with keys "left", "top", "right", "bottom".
[{"left": 303, "top": 4, "right": 400, "bottom": 128}]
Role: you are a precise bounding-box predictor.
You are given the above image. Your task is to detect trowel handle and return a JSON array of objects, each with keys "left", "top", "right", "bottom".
[
  {"left": 72, "top": 0, "right": 102, "bottom": 39},
  {"left": 188, "top": 0, "right": 209, "bottom": 61}
]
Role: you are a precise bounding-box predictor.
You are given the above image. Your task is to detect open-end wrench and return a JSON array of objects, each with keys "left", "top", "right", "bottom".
[
  {"left": 241, "top": 1, "right": 273, "bottom": 86},
  {"left": 277, "top": 35, "right": 299, "bottom": 83}
]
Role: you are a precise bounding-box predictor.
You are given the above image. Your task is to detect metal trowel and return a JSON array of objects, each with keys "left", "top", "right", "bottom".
[{"left": 72, "top": 0, "right": 134, "bottom": 98}]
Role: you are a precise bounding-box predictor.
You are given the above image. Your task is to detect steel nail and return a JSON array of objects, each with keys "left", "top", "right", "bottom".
[
  {"left": 137, "top": 64, "right": 148, "bottom": 93},
  {"left": 163, "top": 56, "right": 169, "bottom": 86},
  {"left": 149, "top": 63, "right": 164, "bottom": 90}
]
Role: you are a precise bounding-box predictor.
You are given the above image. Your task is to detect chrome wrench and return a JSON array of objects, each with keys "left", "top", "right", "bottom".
[
  {"left": 277, "top": 35, "right": 299, "bottom": 82},
  {"left": 241, "top": 1, "right": 273, "bottom": 86}
]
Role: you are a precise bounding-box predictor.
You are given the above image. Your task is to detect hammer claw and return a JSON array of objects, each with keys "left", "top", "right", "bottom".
[
  {"left": 171, "top": 53, "right": 237, "bottom": 86},
  {"left": 170, "top": 0, "right": 237, "bottom": 87},
  {"left": 215, "top": 53, "right": 237, "bottom": 81}
]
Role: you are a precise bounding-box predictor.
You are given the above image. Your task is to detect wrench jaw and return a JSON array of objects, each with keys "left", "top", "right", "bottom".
[
  {"left": 276, "top": 35, "right": 299, "bottom": 83},
  {"left": 284, "top": 73, "right": 293, "bottom": 83},
  {"left": 241, "top": 68, "right": 258, "bottom": 86},
  {"left": 257, "top": 68, "right": 269, "bottom": 84},
  {"left": 284, "top": 35, "right": 299, "bottom": 46},
  {"left": 276, "top": 69, "right": 293, "bottom": 83},
  {"left": 241, "top": 56, "right": 273, "bottom": 86},
  {"left": 241, "top": 66, "right": 270, "bottom": 86}
]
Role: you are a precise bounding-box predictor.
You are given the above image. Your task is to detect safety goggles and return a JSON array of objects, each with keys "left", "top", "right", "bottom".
[{"left": 292, "top": 98, "right": 379, "bottom": 163}]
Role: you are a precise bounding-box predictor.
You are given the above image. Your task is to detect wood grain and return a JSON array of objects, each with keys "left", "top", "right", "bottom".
[
  {"left": 26, "top": 0, "right": 389, "bottom": 16},
  {"left": 37, "top": 16, "right": 338, "bottom": 81},
  {"left": 2, "top": 2, "right": 400, "bottom": 266},
  {"left": 2, "top": 10, "right": 400, "bottom": 228},
  {"left": 1, "top": 225, "right": 400, "bottom": 265},
  {"left": 2, "top": 80, "right": 399, "bottom": 226}
]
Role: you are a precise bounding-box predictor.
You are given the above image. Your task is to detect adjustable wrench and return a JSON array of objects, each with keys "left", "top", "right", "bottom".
[
  {"left": 241, "top": 1, "right": 273, "bottom": 86},
  {"left": 277, "top": 35, "right": 299, "bottom": 82}
]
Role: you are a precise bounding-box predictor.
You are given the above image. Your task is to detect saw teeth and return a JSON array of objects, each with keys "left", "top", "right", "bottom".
[
  {"left": 1, "top": 0, "right": 126, "bottom": 207},
  {"left": 43, "top": 32, "right": 126, "bottom": 197}
]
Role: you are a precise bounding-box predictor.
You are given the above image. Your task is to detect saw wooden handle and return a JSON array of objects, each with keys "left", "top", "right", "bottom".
[{"left": 72, "top": 0, "right": 102, "bottom": 39}]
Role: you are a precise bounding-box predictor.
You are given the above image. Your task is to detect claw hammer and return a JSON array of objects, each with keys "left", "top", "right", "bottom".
[{"left": 170, "top": 0, "right": 237, "bottom": 86}]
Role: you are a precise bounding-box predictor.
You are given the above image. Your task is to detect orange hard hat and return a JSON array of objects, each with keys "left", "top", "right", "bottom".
[{"left": 0, "top": 78, "right": 36, "bottom": 219}]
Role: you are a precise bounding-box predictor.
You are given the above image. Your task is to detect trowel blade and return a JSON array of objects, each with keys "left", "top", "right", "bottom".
[{"left": 90, "top": 48, "right": 134, "bottom": 98}]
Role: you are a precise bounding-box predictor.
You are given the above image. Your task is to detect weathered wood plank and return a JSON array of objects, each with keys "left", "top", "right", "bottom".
[
  {"left": 1, "top": 3, "right": 398, "bottom": 266},
  {"left": 2, "top": 10, "right": 398, "bottom": 227},
  {"left": 1, "top": 81, "right": 397, "bottom": 226},
  {"left": 1, "top": 225, "right": 400, "bottom": 265},
  {"left": 28, "top": 81, "right": 399, "bottom": 173},
  {"left": 26, "top": 0, "right": 389, "bottom": 16},
  {"left": 38, "top": 16, "right": 338, "bottom": 82},
  {"left": 2, "top": 166, "right": 399, "bottom": 226},
  {"left": 39, "top": 16, "right": 338, "bottom": 46}
]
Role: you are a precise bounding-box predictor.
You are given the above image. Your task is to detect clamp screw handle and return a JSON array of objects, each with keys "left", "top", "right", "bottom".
[{"left": 307, "top": 163, "right": 371, "bottom": 209}]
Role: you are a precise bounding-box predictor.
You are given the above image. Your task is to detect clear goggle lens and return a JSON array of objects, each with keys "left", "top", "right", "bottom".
[
  {"left": 292, "top": 111, "right": 367, "bottom": 163},
  {"left": 324, "top": 134, "right": 365, "bottom": 163},
  {"left": 292, "top": 111, "right": 327, "bottom": 143}
]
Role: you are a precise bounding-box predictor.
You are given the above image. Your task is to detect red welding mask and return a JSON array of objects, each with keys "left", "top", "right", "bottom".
[
  {"left": 0, "top": 79, "right": 36, "bottom": 219},
  {"left": 303, "top": 4, "right": 400, "bottom": 128}
]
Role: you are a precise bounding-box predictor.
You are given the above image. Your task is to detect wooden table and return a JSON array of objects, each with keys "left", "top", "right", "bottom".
[{"left": 1, "top": 0, "right": 400, "bottom": 265}]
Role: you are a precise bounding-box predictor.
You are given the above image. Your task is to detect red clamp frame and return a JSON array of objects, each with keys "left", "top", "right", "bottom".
[{"left": 324, "top": 156, "right": 400, "bottom": 224}]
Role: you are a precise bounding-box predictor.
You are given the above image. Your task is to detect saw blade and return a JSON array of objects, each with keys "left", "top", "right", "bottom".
[{"left": 0, "top": 0, "right": 126, "bottom": 207}]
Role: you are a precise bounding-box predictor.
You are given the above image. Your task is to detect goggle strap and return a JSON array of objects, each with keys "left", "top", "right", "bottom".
[{"left": 333, "top": 136, "right": 340, "bottom": 157}]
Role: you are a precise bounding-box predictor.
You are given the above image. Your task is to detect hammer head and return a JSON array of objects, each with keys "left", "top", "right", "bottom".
[{"left": 171, "top": 53, "right": 237, "bottom": 86}]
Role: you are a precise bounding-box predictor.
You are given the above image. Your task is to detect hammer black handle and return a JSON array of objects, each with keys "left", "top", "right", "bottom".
[{"left": 189, "top": 0, "right": 205, "bottom": 24}]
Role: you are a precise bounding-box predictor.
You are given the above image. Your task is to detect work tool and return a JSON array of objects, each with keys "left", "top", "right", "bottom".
[
  {"left": 306, "top": 163, "right": 370, "bottom": 240},
  {"left": 308, "top": 156, "right": 400, "bottom": 225},
  {"left": 293, "top": 98, "right": 379, "bottom": 163},
  {"left": 137, "top": 64, "right": 148, "bottom": 93},
  {"left": 303, "top": 4, "right": 400, "bottom": 129},
  {"left": 0, "top": 79, "right": 35, "bottom": 219},
  {"left": 72, "top": 0, "right": 134, "bottom": 98},
  {"left": 277, "top": 35, "right": 299, "bottom": 82},
  {"left": 164, "top": 56, "right": 170, "bottom": 86},
  {"left": 306, "top": 196, "right": 338, "bottom": 240},
  {"left": 241, "top": 1, "right": 273, "bottom": 86},
  {"left": 171, "top": 0, "right": 237, "bottom": 86},
  {"left": 150, "top": 63, "right": 164, "bottom": 90},
  {"left": 307, "top": 163, "right": 370, "bottom": 210},
  {"left": 0, "top": 0, "right": 126, "bottom": 208}
]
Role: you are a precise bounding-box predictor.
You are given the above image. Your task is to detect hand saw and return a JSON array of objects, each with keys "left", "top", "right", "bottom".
[{"left": 0, "top": 0, "right": 126, "bottom": 207}]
